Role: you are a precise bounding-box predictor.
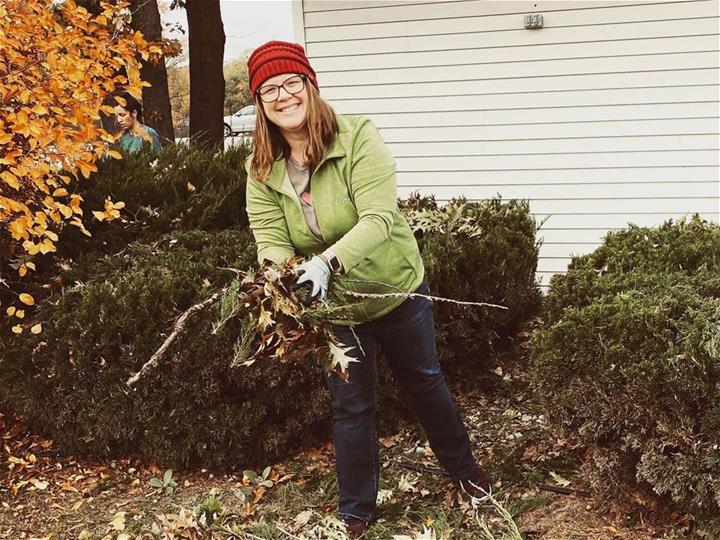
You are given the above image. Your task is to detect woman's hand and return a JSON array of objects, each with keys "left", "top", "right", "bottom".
[{"left": 294, "top": 256, "right": 331, "bottom": 301}]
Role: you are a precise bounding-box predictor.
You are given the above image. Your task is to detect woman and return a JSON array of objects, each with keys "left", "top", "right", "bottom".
[
  {"left": 113, "top": 92, "right": 161, "bottom": 153},
  {"left": 245, "top": 41, "right": 490, "bottom": 538}
]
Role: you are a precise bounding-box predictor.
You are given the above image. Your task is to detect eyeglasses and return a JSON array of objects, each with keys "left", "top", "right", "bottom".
[{"left": 257, "top": 74, "right": 306, "bottom": 103}]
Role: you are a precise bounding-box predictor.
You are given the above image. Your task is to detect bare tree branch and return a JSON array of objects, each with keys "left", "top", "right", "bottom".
[{"left": 126, "top": 290, "right": 224, "bottom": 387}]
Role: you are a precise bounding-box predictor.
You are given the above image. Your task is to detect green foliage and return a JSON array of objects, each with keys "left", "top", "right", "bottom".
[
  {"left": 149, "top": 469, "right": 178, "bottom": 495},
  {"left": 543, "top": 216, "right": 720, "bottom": 323},
  {"left": 223, "top": 56, "right": 252, "bottom": 115},
  {"left": 195, "top": 490, "right": 224, "bottom": 526},
  {"left": 0, "top": 161, "right": 541, "bottom": 468},
  {"left": 0, "top": 228, "right": 330, "bottom": 467},
  {"left": 243, "top": 466, "right": 274, "bottom": 488},
  {"left": 403, "top": 194, "right": 542, "bottom": 368},
  {"left": 530, "top": 216, "right": 720, "bottom": 527},
  {"left": 58, "top": 142, "right": 251, "bottom": 260}
]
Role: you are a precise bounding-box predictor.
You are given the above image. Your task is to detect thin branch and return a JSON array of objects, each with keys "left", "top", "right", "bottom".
[
  {"left": 237, "top": 532, "right": 265, "bottom": 540},
  {"left": 217, "top": 266, "right": 244, "bottom": 276},
  {"left": 276, "top": 525, "right": 302, "bottom": 539},
  {"left": 339, "top": 277, "right": 407, "bottom": 294},
  {"left": 126, "top": 290, "right": 224, "bottom": 387},
  {"left": 538, "top": 484, "right": 590, "bottom": 497},
  {"left": 343, "top": 290, "right": 508, "bottom": 310}
]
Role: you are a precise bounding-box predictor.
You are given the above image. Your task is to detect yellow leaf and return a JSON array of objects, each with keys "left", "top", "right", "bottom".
[
  {"left": 57, "top": 203, "right": 73, "bottom": 218},
  {"left": 11, "top": 325, "right": 22, "bottom": 334},
  {"left": 31, "top": 323, "right": 42, "bottom": 334},
  {"left": 19, "top": 293, "right": 34, "bottom": 306},
  {"left": 60, "top": 482, "right": 79, "bottom": 493},
  {"left": 6, "top": 307, "right": 16, "bottom": 316},
  {"left": 110, "top": 511, "right": 126, "bottom": 531},
  {"left": 106, "top": 150, "right": 122, "bottom": 160},
  {"left": 23, "top": 241, "right": 41, "bottom": 256},
  {"left": 39, "top": 238, "right": 56, "bottom": 254},
  {"left": 18, "top": 265, "right": 27, "bottom": 277},
  {"left": 30, "top": 479, "right": 48, "bottom": 490},
  {"left": 187, "top": 182, "right": 195, "bottom": 192},
  {"left": 31, "top": 104, "right": 49, "bottom": 116},
  {"left": 257, "top": 306, "right": 275, "bottom": 331},
  {"left": 1, "top": 170, "right": 20, "bottom": 189},
  {"left": 79, "top": 164, "right": 91, "bottom": 178},
  {"left": 92, "top": 211, "right": 105, "bottom": 221},
  {"left": 26, "top": 262, "right": 36, "bottom": 270},
  {"left": 52, "top": 188, "right": 68, "bottom": 197},
  {"left": 329, "top": 342, "right": 359, "bottom": 381},
  {"left": 15, "top": 310, "right": 25, "bottom": 319}
]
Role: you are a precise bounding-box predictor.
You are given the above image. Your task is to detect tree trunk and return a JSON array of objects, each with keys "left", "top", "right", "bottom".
[
  {"left": 186, "top": 0, "right": 225, "bottom": 150},
  {"left": 130, "top": 0, "right": 175, "bottom": 144}
]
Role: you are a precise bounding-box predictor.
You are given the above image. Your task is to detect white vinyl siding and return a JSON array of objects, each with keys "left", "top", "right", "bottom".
[{"left": 298, "top": 0, "right": 720, "bottom": 286}]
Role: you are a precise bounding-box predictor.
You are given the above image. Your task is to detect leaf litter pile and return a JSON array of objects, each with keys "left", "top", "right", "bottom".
[{"left": 1, "top": 376, "right": 672, "bottom": 539}]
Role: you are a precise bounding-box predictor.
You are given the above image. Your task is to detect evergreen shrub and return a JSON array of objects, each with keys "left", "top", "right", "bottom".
[
  {"left": 530, "top": 217, "right": 720, "bottom": 527},
  {"left": 402, "top": 195, "right": 542, "bottom": 368},
  {"left": 0, "top": 156, "right": 542, "bottom": 466},
  {"left": 0, "top": 228, "right": 331, "bottom": 467},
  {"left": 58, "top": 143, "right": 251, "bottom": 260}
]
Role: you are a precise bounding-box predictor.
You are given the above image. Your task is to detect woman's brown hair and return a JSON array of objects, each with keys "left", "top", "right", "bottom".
[{"left": 250, "top": 78, "right": 338, "bottom": 182}]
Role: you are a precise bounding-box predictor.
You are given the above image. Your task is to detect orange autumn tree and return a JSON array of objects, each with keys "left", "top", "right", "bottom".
[{"left": 0, "top": 0, "right": 166, "bottom": 333}]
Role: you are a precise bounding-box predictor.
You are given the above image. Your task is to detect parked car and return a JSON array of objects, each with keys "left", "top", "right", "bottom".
[{"left": 223, "top": 105, "right": 256, "bottom": 137}]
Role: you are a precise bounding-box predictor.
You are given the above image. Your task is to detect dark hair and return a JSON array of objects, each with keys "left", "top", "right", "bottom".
[{"left": 113, "top": 91, "right": 144, "bottom": 123}]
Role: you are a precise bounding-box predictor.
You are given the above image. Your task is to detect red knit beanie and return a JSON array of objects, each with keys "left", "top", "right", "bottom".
[{"left": 247, "top": 40, "right": 318, "bottom": 95}]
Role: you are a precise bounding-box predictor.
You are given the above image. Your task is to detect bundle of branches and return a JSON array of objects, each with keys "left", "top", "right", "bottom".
[
  {"left": 126, "top": 259, "right": 356, "bottom": 387},
  {"left": 214, "top": 259, "right": 357, "bottom": 377}
]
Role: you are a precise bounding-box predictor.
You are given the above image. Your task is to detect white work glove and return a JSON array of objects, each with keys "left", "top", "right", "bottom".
[{"left": 294, "top": 255, "right": 331, "bottom": 302}]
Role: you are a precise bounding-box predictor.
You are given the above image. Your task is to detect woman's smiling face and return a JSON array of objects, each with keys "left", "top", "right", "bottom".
[{"left": 259, "top": 73, "right": 309, "bottom": 135}]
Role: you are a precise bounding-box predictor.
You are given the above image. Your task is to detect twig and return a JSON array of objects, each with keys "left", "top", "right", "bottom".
[
  {"left": 218, "top": 266, "right": 244, "bottom": 276},
  {"left": 344, "top": 291, "right": 508, "bottom": 310},
  {"left": 340, "top": 277, "right": 408, "bottom": 294},
  {"left": 238, "top": 532, "right": 266, "bottom": 540},
  {"left": 276, "top": 525, "right": 302, "bottom": 539},
  {"left": 398, "top": 458, "right": 450, "bottom": 478},
  {"left": 126, "top": 290, "right": 224, "bottom": 387},
  {"left": 538, "top": 484, "right": 590, "bottom": 497},
  {"left": 348, "top": 326, "right": 366, "bottom": 358}
]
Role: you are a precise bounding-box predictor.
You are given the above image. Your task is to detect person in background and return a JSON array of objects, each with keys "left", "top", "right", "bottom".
[
  {"left": 244, "top": 41, "right": 491, "bottom": 539},
  {"left": 113, "top": 92, "right": 162, "bottom": 153}
]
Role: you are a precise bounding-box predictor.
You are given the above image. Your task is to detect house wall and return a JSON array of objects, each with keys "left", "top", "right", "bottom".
[{"left": 296, "top": 0, "right": 720, "bottom": 285}]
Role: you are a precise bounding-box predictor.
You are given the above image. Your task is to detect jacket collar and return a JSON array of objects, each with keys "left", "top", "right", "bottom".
[{"left": 264, "top": 132, "right": 347, "bottom": 195}]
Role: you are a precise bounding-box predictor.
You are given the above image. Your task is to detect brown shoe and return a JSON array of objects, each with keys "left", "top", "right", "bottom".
[
  {"left": 459, "top": 469, "right": 492, "bottom": 499},
  {"left": 344, "top": 517, "right": 367, "bottom": 538}
]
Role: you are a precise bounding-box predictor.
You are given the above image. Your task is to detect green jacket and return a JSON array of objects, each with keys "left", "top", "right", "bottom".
[{"left": 245, "top": 114, "right": 424, "bottom": 325}]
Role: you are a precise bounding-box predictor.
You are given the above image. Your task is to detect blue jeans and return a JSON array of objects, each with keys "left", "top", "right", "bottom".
[{"left": 326, "top": 280, "right": 478, "bottom": 523}]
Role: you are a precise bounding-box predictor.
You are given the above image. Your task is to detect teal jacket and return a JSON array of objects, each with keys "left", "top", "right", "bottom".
[
  {"left": 119, "top": 125, "right": 161, "bottom": 154},
  {"left": 245, "top": 114, "right": 424, "bottom": 325}
]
